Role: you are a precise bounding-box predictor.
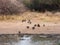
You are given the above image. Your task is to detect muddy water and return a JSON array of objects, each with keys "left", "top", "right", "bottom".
[{"left": 0, "top": 35, "right": 60, "bottom": 45}]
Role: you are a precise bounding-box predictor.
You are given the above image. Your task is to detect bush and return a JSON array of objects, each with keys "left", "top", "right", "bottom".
[
  {"left": 0, "top": 0, "right": 26, "bottom": 15},
  {"left": 0, "top": 0, "right": 60, "bottom": 14},
  {"left": 23, "top": 0, "right": 60, "bottom": 12}
]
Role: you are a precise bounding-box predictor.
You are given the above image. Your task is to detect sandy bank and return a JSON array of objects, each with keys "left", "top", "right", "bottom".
[{"left": 0, "top": 20, "right": 60, "bottom": 34}]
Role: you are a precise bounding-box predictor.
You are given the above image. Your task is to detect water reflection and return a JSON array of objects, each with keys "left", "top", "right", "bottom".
[{"left": 0, "top": 35, "right": 60, "bottom": 45}]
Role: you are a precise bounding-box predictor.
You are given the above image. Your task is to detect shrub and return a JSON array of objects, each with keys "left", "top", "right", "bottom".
[
  {"left": 23, "top": 0, "right": 60, "bottom": 12},
  {"left": 0, "top": 0, "right": 26, "bottom": 15}
]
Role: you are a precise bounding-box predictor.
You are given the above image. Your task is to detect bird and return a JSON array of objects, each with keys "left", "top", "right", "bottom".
[
  {"left": 43, "top": 24, "right": 45, "bottom": 27},
  {"left": 32, "top": 27, "right": 35, "bottom": 30},
  {"left": 34, "top": 24, "right": 37, "bottom": 27},
  {"left": 27, "top": 20, "right": 32, "bottom": 24},
  {"left": 18, "top": 31, "right": 21, "bottom": 34},
  {"left": 37, "top": 24, "right": 40, "bottom": 27},
  {"left": 27, "top": 26, "right": 29, "bottom": 29},
  {"left": 22, "top": 19, "right": 26, "bottom": 22}
]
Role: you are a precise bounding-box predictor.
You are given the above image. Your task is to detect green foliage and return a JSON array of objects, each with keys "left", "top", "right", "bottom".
[
  {"left": 23, "top": 0, "right": 60, "bottom": 11},
  {"left": 23, "top": 0, "right": 60, "bottom": 5}
]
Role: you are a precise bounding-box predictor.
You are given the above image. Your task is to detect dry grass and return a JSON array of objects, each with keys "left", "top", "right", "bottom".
[{"left": 0, "top": 11, "right": 60, "bottom": 22}]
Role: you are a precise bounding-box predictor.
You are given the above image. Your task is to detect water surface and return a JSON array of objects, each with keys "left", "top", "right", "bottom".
[{"left": 0, "top": 35, "right": 60, "bottom": 45}]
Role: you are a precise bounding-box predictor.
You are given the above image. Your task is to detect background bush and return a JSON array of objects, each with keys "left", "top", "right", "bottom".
[
  {"left": 0, "top": 0, "right": 26, "bottom": 15},
  {"left": 23, "top": 0, "right": 60, "bottom": 12},
  {"left": 0, "top": 0, "right": 60, "bottom": 15}
]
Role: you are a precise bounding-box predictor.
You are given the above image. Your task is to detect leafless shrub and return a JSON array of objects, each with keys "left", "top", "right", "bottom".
[{"left": 0, "top": 0, "right": 27, "bottom": 15}]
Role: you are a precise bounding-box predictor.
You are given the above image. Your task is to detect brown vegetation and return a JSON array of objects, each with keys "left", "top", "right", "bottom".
[
  {"left": 0, "top": 0, "right": 26, "bottom": 15},
  {"left": 0, "top": 0, "right": 60, "bottom": 15}
]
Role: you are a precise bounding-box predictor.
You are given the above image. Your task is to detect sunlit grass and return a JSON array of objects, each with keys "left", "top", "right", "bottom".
[{"left": 0, "top": 11, "right": 60, "bottom": 22}]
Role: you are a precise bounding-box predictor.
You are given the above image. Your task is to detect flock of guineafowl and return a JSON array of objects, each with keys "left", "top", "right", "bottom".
[
  {"left": 22, "top": 19, "right": 45, "bottom": 30},
  {"left": 18, "top": 19, "right": 46, "bottom": 34}
]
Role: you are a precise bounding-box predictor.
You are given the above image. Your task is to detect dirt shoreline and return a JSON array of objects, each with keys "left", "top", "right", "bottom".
[{"left": 0, "top": 20, "right": 60, "bottom": 34}]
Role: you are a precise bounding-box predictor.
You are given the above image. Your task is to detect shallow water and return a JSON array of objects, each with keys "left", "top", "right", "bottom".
[{"left": 0, "top": 35, "right": 60, "bottom": 45}]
